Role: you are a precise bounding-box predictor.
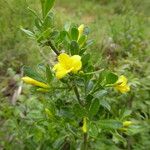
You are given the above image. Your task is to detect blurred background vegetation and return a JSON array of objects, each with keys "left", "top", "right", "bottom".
[{"left": 0, "top": 0, "right": 150, "bottom": 149}]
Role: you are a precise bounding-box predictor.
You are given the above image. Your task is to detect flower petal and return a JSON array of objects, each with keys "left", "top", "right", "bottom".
[
  {"left": 117, "top": 75, "right": 128, "bottom": 86},
  {"left": 70, "top": 55, "right": 82, "bottom": 73},
  {"left": 58, "top": 53, "right": 71, "bottom": 69},
  {"left": 56, "top": 68, "right": 69, "bottom": 79}
]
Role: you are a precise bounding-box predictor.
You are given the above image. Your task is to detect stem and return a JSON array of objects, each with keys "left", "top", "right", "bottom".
[
  {"left": 83, "top": 133, "right": 88, "bottom": 150},
  {"left": 47, "top": 40, "right": 60, "bottom": 55}
]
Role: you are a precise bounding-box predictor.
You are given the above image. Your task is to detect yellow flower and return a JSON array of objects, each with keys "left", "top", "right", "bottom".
[
  {"left": 114, "top": 75, "right": 130, "bottom": 93},
  {"left": 123, "top": 121, "right": 133, "bottom": 128},
  {"left": 53, "top": 53, "right": 82, "bottom": 79},
  {"left": 82, "top": 117, "right": 87, "bottom": 133},
  {"left": 22, "top": 76, "right": 49, "bottom": 88},
  {"left": 78, "top": 24, "right": 84, "bottom": 40}
]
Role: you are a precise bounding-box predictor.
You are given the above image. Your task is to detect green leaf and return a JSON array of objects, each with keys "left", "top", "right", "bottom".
[
  {"left": 100, "top": 99, "right": 111, "bottom": 111},
  {"left": 37, "top": 28, "right": 51, "bottom": 42},
  {"left": 121, "top": 110, "right": 132, "bottom": 119},
  {"left": 71, "top": 27, "right": 79, "bottom": 41},
  {"left": 98, "top": 120, "right": 122, "bottom": 130},
  {"left": 89, "top": 99, "right": 100, "bottom": 119},
  {"left": 46, "top": 65, "right": 53, "bottom": 84},
  {"left": 112, "top": 132, "right": 127, "bottom": 145},
  {"left": 42, "top": 12, "right": 54, "bottom": 30},
  {"left": 73, "top": 104, "right": 86, "bottom": 118},
  {"left": 89, "top": 123, "right": 99, "bottom": 138},
  {"left": 81, "top": 53, "right": 91, "bottom": 67},
  {"left": 70, "top": 40, "right": 79, "bottom": 55},
  {"left": 78, "top": 35, "right": 87, "bottom": 47},
  {"left": 53, "top": 136, "right": 66, "bottom": 149},
  {"left": 106, "top": 72, "right": 118, "bottom": 84},
  {"left": 93, "top": 90, "right": 108, "bottom": 99},
  {"left": 41, "top": 0, "right": 55, "bottom": 18},
  {"left": 23, "top": 66, "right": 45, "bottom": 83},
  {"left": 86, "top": 80, "right": 94, "bottom": 93},
  {"left": 59, "top": 31, "right": 67, "bottom": 41},
  {"left": 20, "top": 28, "right": 35, "bottom": 38}
]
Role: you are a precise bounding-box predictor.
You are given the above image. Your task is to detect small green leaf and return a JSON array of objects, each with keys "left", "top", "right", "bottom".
[
  {"left": 78, "top": 35, "right": 87, "bottom": 47},
  {"left": 42, "top": 12, "right": 54, "bottom": 30},
  {"left": 70, "top": 40, "right": 79, "bottom": 55},
  {"left": 71, "top": 27, "right": 79, "bottom": 41},
  {"left": 20, "top": 28, "right": 35, "bottom": 38},
  {"left": 73, "top": 104, "right": 86, "bottom": 118},
  {"left": 98, "top": 120, "right": 122, "bottom": 130},
  {"left": 46, "top": 65, "right": 53, "bottom": 84},
  {"left": 121, "top": 110, "right": 132, "bottom": 119},
  {"left": 106, "top": 72, "right": 118, "bottom": 84},
  {"left": 89, "top": 123, "right": 99, "bottom": 138},
  {"left": 59, "top": 31, "right": 67, "bottom": 41},
  {"left": 23, "top": 66, "right": 45, "bottom": 83},
  {"left": 89, "top": 99, "right": 100, "bottom": 119},
  {"left": 41, "top": 0, "right": 55, "bottom": 18},
  {"left": 37, "top": 28, "right": 51, "bottom": 42},
  {"left": 100, "top": 99, "right": 111, "bottom": 111},
  {"left": 81, "top": 53, "right": 91, "bottom": 67},
  {"left": 93, "top": 90, "right": 108, "bottom": 99}
]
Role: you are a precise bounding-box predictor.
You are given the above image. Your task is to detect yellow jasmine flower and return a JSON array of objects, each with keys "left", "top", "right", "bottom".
[
  {"left": 22, "top": 76, "right": 49, "bottom": 88},
  {"left": 114, "top": 75, "right": 130, "bottom": 93},
  {"left": 82, "top": 117, "right": 87, "bottom": 133},
  {"left": 53, "top": 53, "right": 82, "bottom": 79},
  {"left": 123, "top": 121, "right": 133, "bottom": 127},
  {"left": 78, "top": 24, "right": 84, "bottom": 40}
]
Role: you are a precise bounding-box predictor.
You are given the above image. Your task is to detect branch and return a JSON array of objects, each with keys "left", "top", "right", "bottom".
[{"left": 47, "top": 41, "right": 60, "bottom": 55}]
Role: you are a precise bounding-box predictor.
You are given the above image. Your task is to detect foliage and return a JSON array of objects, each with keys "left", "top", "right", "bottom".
[{"left": 0, "top": 0, "right": 150, "bottom": 149}]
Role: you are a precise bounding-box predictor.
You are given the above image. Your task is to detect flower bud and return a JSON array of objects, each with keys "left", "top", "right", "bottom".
[
  {"left": 123, "top": 121, "right": 133, "bottom": 127},
  {"left": 22, "top": 76, "right": 49, "bottom": 88},
  {"left": 82, "top": 117, "right": 87, "bottom": 133}
]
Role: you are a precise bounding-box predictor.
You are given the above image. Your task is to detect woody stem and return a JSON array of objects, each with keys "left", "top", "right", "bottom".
[
  {"left": 83, "top": 133, "right": 88, "bottom": 150},
  {"left": 47, "top": 40, "right": 60, "bottom": 55}
]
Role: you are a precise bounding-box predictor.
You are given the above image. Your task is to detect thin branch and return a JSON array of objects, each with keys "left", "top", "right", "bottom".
[
  {"left": 47, "top": 41, "right": 60, "bottom": 55},
  {"left": 83, "top": 133, "right": 88, "bottom": 150}
]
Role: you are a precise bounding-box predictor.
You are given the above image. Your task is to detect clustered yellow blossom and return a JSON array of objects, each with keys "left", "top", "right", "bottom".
[
  {"left": 82, "top": 117, "right": 87, "bottom": 133},
  {"left": 114, "top": 75, "right": 130, "bottom": 93},
  {"left": 22, "top": 76, "right": 49, "bottom": 88},
  {"left": 53, "top": 53, "right": 82, "bottom": 79}
]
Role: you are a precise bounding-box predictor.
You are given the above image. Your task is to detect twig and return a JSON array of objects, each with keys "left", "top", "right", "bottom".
[
  {"left": 47, "top": 41, "right": 60, "bottom": 55},
  {"left": 83, "top": 133, "right": 88, "bottom": 150}
]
